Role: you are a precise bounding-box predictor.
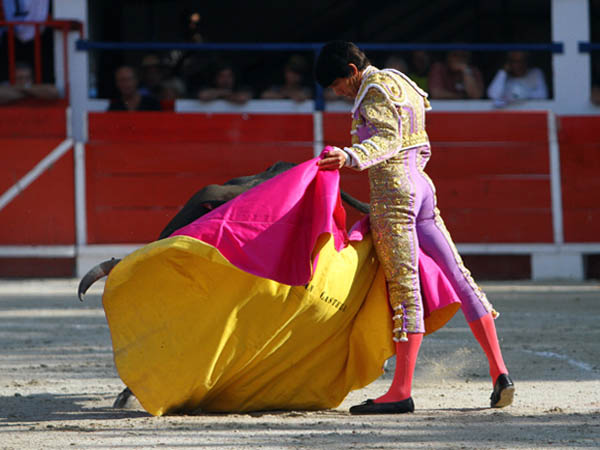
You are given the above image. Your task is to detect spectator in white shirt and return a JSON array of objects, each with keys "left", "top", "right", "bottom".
[{"left": 487, "top": 51, "right": 548, "bottom": 106}]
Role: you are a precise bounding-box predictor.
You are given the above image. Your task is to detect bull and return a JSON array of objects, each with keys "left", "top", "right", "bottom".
[{"left": 77, "top": 161, "right": 369, "bottom": 408}]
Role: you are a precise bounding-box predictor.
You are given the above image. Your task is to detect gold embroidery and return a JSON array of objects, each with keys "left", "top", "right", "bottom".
[
  {"left": 347, "top": 68, "right": 430, "bottom": 170},
  {"left": 347, "top": 68, "right": 494, "bottom": 339}
]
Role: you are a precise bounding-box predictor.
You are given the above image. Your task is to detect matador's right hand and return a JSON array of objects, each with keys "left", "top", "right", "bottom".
[{"left": 318, "top": 146, "right": 347, "bottom": 171}]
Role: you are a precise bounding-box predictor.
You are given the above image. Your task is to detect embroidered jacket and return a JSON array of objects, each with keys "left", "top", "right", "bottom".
[{"left": 343, "top": 66, "right": 432, "bottom": 170}]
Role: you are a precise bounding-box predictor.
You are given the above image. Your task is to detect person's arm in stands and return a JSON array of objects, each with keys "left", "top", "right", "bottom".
[
  {"left": 0, "top": 85, "right": 25, "bottom": 104},
  {"left": 20, "top": 83, "right": 60, "bottom": 100},
  {"left": 528, "top": 68, "right": 549, "bottom": 99},
  {"left": 260, "top": 87, "right": 284, "bottom": 99},
  {"left": 487, "top": 69, "right": 508, "bottom": 102},
  {"left": 458, "top": 64, "right": 484, "bottom": 99},
  {"left": 226, "top": 88, "right": 252, "bottom": 105},
  {"left": 198, "top": 88, "right": 229, "bottom": 101},
  {"left": 428, "top": 62, "right": 462, "bottom": 99}
]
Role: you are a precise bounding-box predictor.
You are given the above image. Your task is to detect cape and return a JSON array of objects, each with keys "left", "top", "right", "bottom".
[{"left": 101, "top": 157, "right": 460, "bottom": 415}]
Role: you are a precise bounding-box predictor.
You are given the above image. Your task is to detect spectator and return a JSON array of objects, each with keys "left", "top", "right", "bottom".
[
  {"left": 384, "top": 54, "right": 408, "bottom": 73},
  {"left": 198, "top": 62, "right": 252, "bottom": 105},
  {"left": 428, "top": 50, "right": 484, "bottom": 99},
  {"left": 260, "top": 55, "right": 312, "bottom": 102},
  {"left": 108, "top": 65, "right": 162, "bottom": 111},
  {"left": 160, "top": 77, "right": 186, "bottom": 102},
  {"left": 139, "top": 54, "right": 167, "bottom": 98},
  {"left": 407, "top": 50, "right": 431, "bottom": 91},
  {"left": 158, "top": 77, "right": 186, "bottom": 111},
  {"left": 0, "top": 61, "right": 60, "bottom": 105},
  {"left": 487, "top": 51, "right": 548, "bottom": 106}
]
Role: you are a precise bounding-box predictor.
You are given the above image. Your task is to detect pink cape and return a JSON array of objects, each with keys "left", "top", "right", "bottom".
[{"left": 172, "top": 157, "right": 460, "bottom": 320}]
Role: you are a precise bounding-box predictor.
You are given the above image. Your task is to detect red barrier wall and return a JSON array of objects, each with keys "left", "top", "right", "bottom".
[
  {"left": 86, "top": 113, "right": 314, "bottom": 243},
  {"left": 324, "top": 111, "right": 553, "bottom": 243},
  {"left": 0, "top": 106, "right": 74, "bottom": 246},
  {"left": 2, "top": 109, "right": 597, "bottom": 254},
  {"left": 0, "top": 107, "right": 67, "bottom": 138},
  {"left": 557, "top": 116, "right": 600, "bottom": 242}
]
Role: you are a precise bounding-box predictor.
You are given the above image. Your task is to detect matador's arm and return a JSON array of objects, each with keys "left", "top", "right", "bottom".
[{"left": 342, "top": 87, "right": 402, "bottom": 170}]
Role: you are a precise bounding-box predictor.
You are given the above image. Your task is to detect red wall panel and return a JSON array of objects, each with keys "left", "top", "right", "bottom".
[
  {"left": 426, "top": 111, "right": 548, "bottom": 143},
  {"left": 85, "top": 140, "right": 313, "bottom": 243},
  {"left": 0, "top": 138, "right": 66, "bottom": 192},
  {"left": 558, "top": 116, "right": 600, "bottom": 242},
  {"left": 88, "top": 112, "right": 313, "bottom": 143},
  {"left": 0, "top": 141, "right": 75, "bottom": 244},
  {"left": 324, "top": 111, "right": 553, "bottom": 243},
  {"left": 0, "top": 107, "right": 66, "bottom": 138}
]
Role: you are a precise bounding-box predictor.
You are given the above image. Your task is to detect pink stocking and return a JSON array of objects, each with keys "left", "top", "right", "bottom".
[{"left": 374, "top": 333, "right": 423, "bottom": 403}]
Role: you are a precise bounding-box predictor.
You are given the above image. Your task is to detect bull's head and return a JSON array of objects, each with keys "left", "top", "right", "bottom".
[{"left": 77, "top": 258, "right": 121, "bottom": 301}]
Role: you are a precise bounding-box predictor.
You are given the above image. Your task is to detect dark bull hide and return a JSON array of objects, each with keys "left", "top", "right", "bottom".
[{"left": 77, "top": 161, "right": 369, "bottom": 408}]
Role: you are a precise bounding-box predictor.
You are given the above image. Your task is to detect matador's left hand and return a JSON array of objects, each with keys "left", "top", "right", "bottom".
[{"left": 318, "top": 146, "right": 347, "bottom": 170}]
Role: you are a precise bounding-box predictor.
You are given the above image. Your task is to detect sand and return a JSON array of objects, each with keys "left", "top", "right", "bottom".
[{"left": 1, "top": 279, "right": 599, "bottom": 449}]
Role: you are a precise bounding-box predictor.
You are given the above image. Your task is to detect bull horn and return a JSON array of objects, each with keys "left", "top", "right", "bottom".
[
  {"left": 77, "top": 258, "right": 121, "bottom": 301},
  {"left": 340, "top": 190, "right": 370, "bottom": 214}
]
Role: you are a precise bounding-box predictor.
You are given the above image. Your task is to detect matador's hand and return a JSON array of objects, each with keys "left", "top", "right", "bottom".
[{"left": 318, "top": 146, "right": 347, "bottom": 170}]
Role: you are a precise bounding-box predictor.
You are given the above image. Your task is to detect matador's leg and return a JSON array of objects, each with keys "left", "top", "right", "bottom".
[
  {"left": 413, "top": 167, "right": 495, "bottom": 322},
  {"left": 412, "top": 160, "right": 512, "bottom": 407},
  {"left": 370, "top": 153, "right": 425, "bottom": 342}
]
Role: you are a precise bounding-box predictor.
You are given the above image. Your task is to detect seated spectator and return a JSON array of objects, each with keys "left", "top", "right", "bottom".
[
  {"left": 158, "top": 77, "right": 186, "bottom": 110},
  {"left": 197, "top": 62, "right": 252, "bottom": 105},
  {"left": 139, "top": 54, "right": 168, "bottom": 98},
  {"left": 108, "top": 65, "right": 162, "bottom": 111},
  {"left": 407, "top": 50, "right": 431, "bottom": 91},
  {"left": 260, "top": 55, "right": 312, "bottom": 102},
  {"left": 384, "top": 54, "right": 408, "bottom": 73},
  {"left": 487, "top": 51, "right": 548, "bottom": 106},
  {"left": 428, "top": 50, "right": 484, "bottom": 99},
  {"left": 0, "top": 61, "right": 60, "bottom": 105},
  {"left": 160, "top": 77, "right": 186, "bottom": 102}
]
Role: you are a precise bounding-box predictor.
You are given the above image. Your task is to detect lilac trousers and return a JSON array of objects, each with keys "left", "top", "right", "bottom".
[{"left": 369, "top": 146, "right": 494, "bottom": 338}]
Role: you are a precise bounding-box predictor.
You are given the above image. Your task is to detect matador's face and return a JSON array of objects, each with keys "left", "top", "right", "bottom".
[
  {"left": 330, "top": 64, "right": 362, "bottom": 99},
  {"left": 331, "top": 77, "right": 355, "bottom": 98},
  {"left": 331, "top": 72, "right": 362, "bottom": 98}
]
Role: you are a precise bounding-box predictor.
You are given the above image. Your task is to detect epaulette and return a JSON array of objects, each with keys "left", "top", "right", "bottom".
[{"left": 352, "top": 70, "right": 405, "bottom": 113}]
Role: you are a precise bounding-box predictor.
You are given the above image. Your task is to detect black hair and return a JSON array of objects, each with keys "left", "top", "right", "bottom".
[{"left": 314, "top": 41, "right": 370, "bottom": 88}]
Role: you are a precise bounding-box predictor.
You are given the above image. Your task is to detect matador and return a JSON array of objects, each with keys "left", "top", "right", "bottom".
[{"left": 315, "top": 41, "right": 515, "bottom": 414}]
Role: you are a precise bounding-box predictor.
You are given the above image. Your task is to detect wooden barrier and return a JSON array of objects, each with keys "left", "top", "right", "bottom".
[
  {"left": 1, "top": 107, "right": 598, "bottom": 279},
  {"left": 324, "top": 111, "right": 553, "bottom": 243},
  {"left": 0, "top": 105, "right": 74, "bottom": 246},
  {"left": 0, "top": 106, "right": 67, "bottom": 138},
  {"left": 557, "top": 116, "right": 600, "bottom": 242},
  {"left": 86, "top": 113, "right": 314, "bottom": 243},
  {"left": 0, "top": 138, "right": 75, "bottom": 244}
]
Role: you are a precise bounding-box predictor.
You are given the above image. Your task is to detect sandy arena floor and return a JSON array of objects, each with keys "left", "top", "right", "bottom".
[{"left": 1, "top": 279, "right": 599, "bottom": 449}]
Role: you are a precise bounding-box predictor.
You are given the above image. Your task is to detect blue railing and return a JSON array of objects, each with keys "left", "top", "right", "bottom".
[
  {"left": 579, "top": 42, "right": 600, "bottom": 52},
  {"left": 76, "top": 41, "right": 564, "bottom": 53},
  {"left": 76, "top": 40, "right": 564, "bottom": 111}
]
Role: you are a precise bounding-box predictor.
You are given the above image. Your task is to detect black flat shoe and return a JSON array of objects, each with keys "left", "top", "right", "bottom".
[
  {"left": 349, "top": 397, "right": 415, "bottom": 415},
  {"left": 490, "top": 374, "right": 515, "bottom": 408}
]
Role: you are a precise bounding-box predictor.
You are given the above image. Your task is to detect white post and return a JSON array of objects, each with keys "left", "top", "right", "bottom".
[
  {"left": 313, "top": 111, "right": 323, "bottom": 157},
  {"left": 53, "top": 0, "right": 88, "bottom": 142},
  {"left": 54, "top": 1, "right": 89, "bottom": 276},
  {"left": 74, "top": 142, "right": 87, "bottom": 247},
  {"left": 546, "top": 111, "right": 564, "bottom": 245},
  {"left": 551, "top": 0, "right": 591, "bottom": 114}
]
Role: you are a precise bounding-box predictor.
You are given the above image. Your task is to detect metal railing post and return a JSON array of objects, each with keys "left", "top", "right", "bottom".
[{"left": 7, "top": 25, "right": 16, "bottom": 85}]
